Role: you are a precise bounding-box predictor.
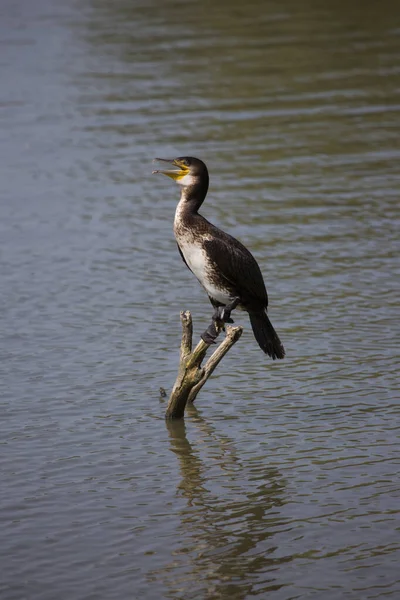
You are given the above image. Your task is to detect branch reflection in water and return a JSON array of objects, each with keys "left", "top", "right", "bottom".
[{"left": 154, "top": 405, "right": 290, "bottom": 598}]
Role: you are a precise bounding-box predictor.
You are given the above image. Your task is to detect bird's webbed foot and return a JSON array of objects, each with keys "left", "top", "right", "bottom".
[
  {"left": 202, "top": 308, "right": 226, "bottom": 344},
  {"left": 201, "top": 321, "right": 219, "bottom": 345},
  {"left": 202, "top": 298, "right": 240, "bottom": 343}
]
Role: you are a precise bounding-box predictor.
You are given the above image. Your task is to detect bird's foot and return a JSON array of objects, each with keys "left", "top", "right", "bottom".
[
  {"left": 202, "top": 313, "right": 228, "bottom": 344},
  {"left": 201, "top": 321, "right": 219, "bottom": 344}
]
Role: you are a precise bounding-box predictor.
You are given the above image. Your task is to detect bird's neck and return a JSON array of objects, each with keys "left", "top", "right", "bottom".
[{"left": 176, "top": 181, "right": 208, "bottom": 220}]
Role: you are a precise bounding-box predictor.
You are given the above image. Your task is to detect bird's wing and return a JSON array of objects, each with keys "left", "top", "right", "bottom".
[
  {"left": 177, "top": 242, "right": 189, "bottom": 270},
  {"left": 203, "top": 234, "right": 268, "bottom": 306}
]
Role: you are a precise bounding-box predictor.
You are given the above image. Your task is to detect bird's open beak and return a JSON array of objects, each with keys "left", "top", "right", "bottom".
[{"left": 152, "top": 158, "right": 189, "bottom": 180}]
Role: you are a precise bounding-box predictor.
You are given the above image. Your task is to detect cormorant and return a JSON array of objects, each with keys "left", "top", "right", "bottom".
[{"left": 153, "top": 156, "right": 285, "bottom": 360}]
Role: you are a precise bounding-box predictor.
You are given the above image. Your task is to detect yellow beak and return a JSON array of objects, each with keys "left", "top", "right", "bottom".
[{"left": 152, "top": 158, "right": 190, "bottom": 180}]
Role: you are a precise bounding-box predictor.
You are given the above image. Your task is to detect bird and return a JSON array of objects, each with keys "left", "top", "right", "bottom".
[{"left": 152, "top": 156, "right": 285, "bottom": 360}]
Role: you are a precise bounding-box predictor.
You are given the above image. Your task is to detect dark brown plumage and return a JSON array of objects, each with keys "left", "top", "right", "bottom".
[{"left": 153, "top": 156, "right": 285, "bottom": 359}]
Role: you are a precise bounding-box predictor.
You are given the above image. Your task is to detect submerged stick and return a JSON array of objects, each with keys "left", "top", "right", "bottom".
[{"left": 165, "top": 311, "right": 243, "bottom": 419}]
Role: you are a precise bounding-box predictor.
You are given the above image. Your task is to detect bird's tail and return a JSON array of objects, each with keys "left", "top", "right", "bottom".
[{"left": 249, "top": 309, "right": 285, "bottom": 360}]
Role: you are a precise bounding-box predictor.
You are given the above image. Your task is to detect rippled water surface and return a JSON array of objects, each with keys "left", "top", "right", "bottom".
[{"left": 1, "top": 0, "right": 399, "bottom": 598}]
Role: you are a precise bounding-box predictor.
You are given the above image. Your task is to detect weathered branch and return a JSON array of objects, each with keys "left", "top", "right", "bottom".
[
  {"left": 165, "top": 311, "right": 243, "bottom": 419},
  {"left": 187, "top": 325, "right": 243, "bottom": 403}
]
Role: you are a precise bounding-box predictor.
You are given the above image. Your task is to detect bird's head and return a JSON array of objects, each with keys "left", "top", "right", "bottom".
[{"left": 152, "top": 156, "right": 208, "bottom": 189}]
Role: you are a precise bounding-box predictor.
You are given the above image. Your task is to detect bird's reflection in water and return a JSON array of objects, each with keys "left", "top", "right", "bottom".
[{"left": 156, "top": 404, "right": 289, "bottom": 599}]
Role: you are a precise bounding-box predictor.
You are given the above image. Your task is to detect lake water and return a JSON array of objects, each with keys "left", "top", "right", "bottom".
[{"left": 1, "top": 0, "right": 399, "bottom": 598}]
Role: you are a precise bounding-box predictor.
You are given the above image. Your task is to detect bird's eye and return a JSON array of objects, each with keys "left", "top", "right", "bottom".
[{"left": 181, "top": 158, "right": 190, "bottom": 167}]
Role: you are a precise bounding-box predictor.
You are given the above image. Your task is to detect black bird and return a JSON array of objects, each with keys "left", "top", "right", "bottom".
[{"left": 153, "top": 156, "right": 285, "bottom": 360}]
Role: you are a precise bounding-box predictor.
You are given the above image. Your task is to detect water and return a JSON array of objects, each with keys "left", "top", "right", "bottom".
[{"left": 1, "top": 0, "right": 399, "bottom": 598}]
